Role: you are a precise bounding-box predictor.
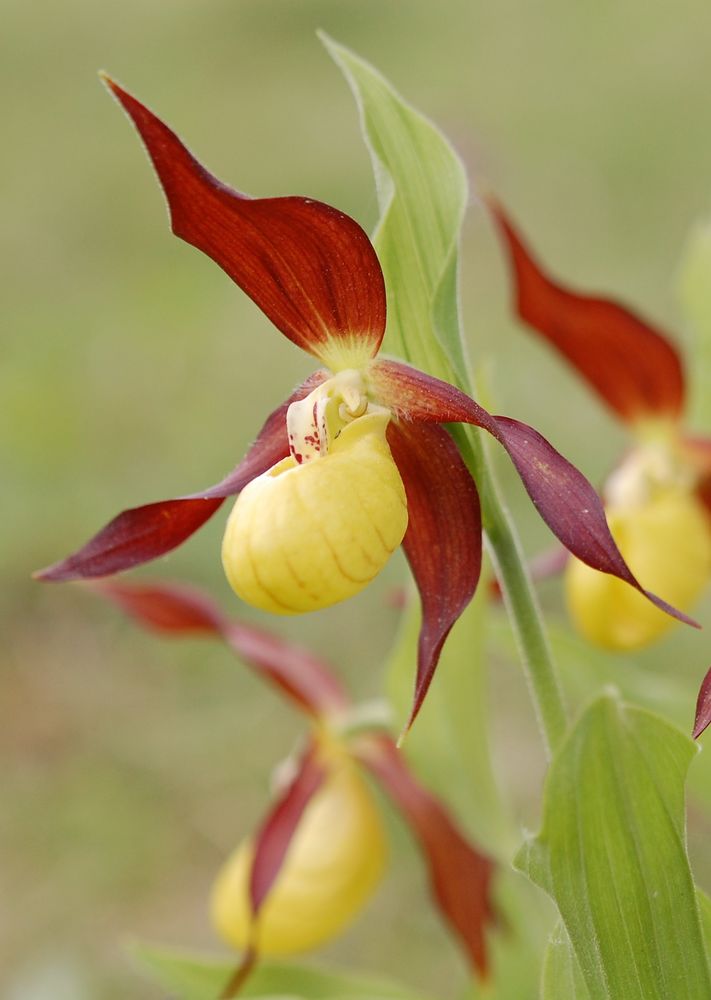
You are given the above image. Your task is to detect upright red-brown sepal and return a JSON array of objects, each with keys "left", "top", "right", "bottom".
[
  {"left": 356, "top": 734, "right": 494, "bottom": 977},
  {"left": 89, "top": 579, "right": 349, "bottom": 718},
  {"left": 102, "top": 76, "right": 385, "bottom": 366},
  {"left": 485, "top": 196, "right": 685, "bottom": 423},
  {"left": 387, "top": 421, "right": 482, "bottom": 732}
]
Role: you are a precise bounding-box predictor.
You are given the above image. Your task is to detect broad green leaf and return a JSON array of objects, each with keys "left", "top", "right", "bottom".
[
  {"left": 322, "top": 34, "right": 470, "bottom": 387},
  {"left": 385, "top": 588, "right": 509, "bottom": 857},
  {"left": 516, "top": 691, "right": 711, "bottom": 1000},
  {"left": 678, "top": 216, "right": 711, "bottom": 430},
  {"left": 541, "top": 922, "right": 591, "bottom": 1000},
  {"left": 697, "top": 889, "right": 711, "bottom": 952},
  {"left": 133, "top": 943, "right": 433, "bottom": 1000}
]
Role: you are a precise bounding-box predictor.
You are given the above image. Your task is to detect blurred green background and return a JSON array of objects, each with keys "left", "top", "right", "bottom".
[{"left": 4, "top": 1, "right": 711, "bottom": 996}]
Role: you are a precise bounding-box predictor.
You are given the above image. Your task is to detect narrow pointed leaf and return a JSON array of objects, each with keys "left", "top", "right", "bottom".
[
  {"left": 486, "top": 197, "right": 685, "bottom": 422},
  {"left": 91, "top": 579, "right": 349, "bottom": 718},
  {"left": 387, "top": 421, "right": 482, "bottom": 732},
  {"left": 517, "top": 692, "right": 711, "bottom": 1000},
  {"left": 693, "top": 665, "right": 711, "bottom": 739},
  {"left": 373, "top": 359, "right": 699, "bottom": 629},
  {"left": 356, "top": 733, "right": 494, "bottom": 977},
  {"left": 36, "top": 374, "right": 325, "bottom": 582},
  {"left": 323, "top": 36, "right": 469, "bottom": 385},
  {"left": 134, "top": 944, "right": 434, "bottom": 1000},
  {"left": 249, "top": 742, "right": 325, "bottom": 917},
  {"left": 103, "top": 76, "right": 385, "bottom": 366}
]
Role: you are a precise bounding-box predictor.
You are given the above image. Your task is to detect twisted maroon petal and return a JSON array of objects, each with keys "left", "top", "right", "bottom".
[
  {"left": 387, "top": 420, "right": 482, "bottom": 732},
  {"left": 35, "top": 373, "right": 326, "bottom": 582},
  {"left": 90, "top": 579, "right": 349, "bottom": 718},
  {"left": 249, "top": 741, "right": 326, "bottom": 917},
  {"left": 485, "top": 196, "right": 685, "bottom": 422},
  {"left": 373, "top": 359, "right": 698, "bottom": 629},
  {"left": 103, "top": 76, "right": 385, "bottom": 365},
  {"left": 356, "top": 734, "right": 494, "bottom": 977}
]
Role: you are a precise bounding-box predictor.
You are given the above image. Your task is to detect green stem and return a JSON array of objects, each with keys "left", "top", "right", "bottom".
[{"left": 452, "top": 421, "right": 569, "bottom": 759}]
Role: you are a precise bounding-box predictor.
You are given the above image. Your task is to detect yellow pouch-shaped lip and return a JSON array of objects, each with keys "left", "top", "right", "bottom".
[
  {"left": 210, "top": 747, "right": 387, "bottom": 956},
  {"left": 566, "top": 487, "right": 711, "bottom": 650},
  {"left": 222, "top": 411, "right": 408, "bottom": 614}
]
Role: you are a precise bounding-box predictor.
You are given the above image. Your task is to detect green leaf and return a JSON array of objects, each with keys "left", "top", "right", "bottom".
[
  {"left": 321, "top": 33, "right": 470, "bottom": 387},
  {"left": 516, "top": 691, "right": 711, "bottom": 1000},
  {"left": 678, "top": 216, "right": 711, "bottom": 431},
  {"left": 133, "top": 943, "right": 434, "bottom": 1000},
  {"left": 541, "top": 922, "right": 591, "bottom": 1000}
]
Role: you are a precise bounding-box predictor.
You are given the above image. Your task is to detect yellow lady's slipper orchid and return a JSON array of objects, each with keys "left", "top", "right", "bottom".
[{"left": 211, "top": 744, "right": 386, "bottom": 955}]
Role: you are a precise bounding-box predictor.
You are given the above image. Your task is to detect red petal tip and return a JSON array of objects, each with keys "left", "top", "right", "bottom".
[{"left": 693, "top": 666, "right": 711, "bottom": 739}]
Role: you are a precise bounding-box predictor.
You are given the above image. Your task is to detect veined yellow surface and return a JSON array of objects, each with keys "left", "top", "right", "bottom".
[
  {"left": 566, "top": 487, "right": 711, "bottom": 649},
  {"left": 222, "top": 410, "right": 408, "bottom": 613},
  {"left": 210, "top": 747, "right": 387, "bottom": 955}
]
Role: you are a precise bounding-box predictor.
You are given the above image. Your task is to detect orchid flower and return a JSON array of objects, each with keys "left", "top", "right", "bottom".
[
  {"left": 36, "top": 79, "right": 695, "bottom": 726},
  {"left": 487, "top": 196, "right": 711, "bottom": 649},
  {"left": 89, "top": 578, "right": 494, "bottom": 989}
]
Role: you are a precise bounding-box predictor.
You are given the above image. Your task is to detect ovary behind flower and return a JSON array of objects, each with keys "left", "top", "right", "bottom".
[
  {"left": 566, "top": 486, "right": 711, "bottom": 650},
  {"left": 210, "top": 751, "right": 387, "bottom": 955}
]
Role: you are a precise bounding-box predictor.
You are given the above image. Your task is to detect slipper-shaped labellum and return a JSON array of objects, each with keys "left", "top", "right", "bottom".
[
  {"left": 211, "top": 735, "right": 387, "bottom": 955},
  {"left": 487, "top": 196, "right": 711, "bottom": 649},
  {"left": 222, "top": 372, "right": 407, "bottom": 614},
  {"left": 36, "top": 80, "right": 697, "bottom": 729}
]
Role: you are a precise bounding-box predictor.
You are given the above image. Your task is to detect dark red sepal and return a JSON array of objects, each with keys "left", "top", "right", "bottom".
[
  {"left": 249, "top": 741, "right": 326, "bottom": 917},
  {"left": 693, "top": 666, "right": 711, "bottom": 739},
  {"left": 35, "top": 374, "right": 325, "bottom": 583},
  {"left": 387, "top": 421, "right": 482, "bottom": 732},
  {"left": 356, "top": 734, "right": 494, "bottom": 977},
  {"left": 90, "top": 579, "right": 349, "bottom": 718},
  {"left": 103, "top": 76, "right": 385, "bottom": 365},
  {"left": 373, "top": 360, "right": 699, "bottom": 629},
  {"left": 485, "top": 196, "right": 685, "bottom": 422}
]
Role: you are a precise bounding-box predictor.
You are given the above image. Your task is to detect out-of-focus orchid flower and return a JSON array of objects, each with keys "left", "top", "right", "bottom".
[
  {"left": 36, "top": 81, "right": 695, "bottom": 726},
  {"left": 487, "top": 197, "right": 711, "bottom": 649},
  {"left": 88, "top": 579, "right": 495, "bottom": 988}
]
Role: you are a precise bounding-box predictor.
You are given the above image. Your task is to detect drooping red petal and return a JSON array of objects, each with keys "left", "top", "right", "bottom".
[
  {"left": 485, "top": 196, "right": 685, "bottom": 422},
  {"left": 89, "top": 579, "right": 349, "bottom": 718},
  {"left": 693, "top": 666, "right": 711, "bottom": 739},
  {"left": 249, "top": 741, "right": 325, "bottom": 916},
  {"left": 387, "top": 421, "right": 482, "bottom": 732},
  {"left": 356, "top": 733, "right": 494, "bottom": 977},
  {"left": 102, "top": 76, "right": 385, "bottom": 366},
  {"left": 373, "top": 359, "right": 699, "bottom": 629},
  {"left": 35, "top": 374, "right": 325, "bottom": 582}
]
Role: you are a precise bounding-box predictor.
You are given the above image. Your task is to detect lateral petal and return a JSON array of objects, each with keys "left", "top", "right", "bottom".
[
  {"left": 373, "top": 360, "right": 698, "bottom": 628},
  {"left": 103, "top": 77, "right": 385, "bottom": 367},
  {"left": 387, "top": 420, "right": 482, "bottom": 732},
  {"left": 35, "top": 374, "right": 326, "bottom": 582},
  {"left": 485, "top": 196, "right": 685, "bottom": 422},
  {"left": 90, "top": 578, "right": 349, "bottom": 718},
  {"left": 356, "top": 733, "right": 494, "bottom": 977},
  {"left": 693, "top": 665, "right": 711, "bottom": 739}
]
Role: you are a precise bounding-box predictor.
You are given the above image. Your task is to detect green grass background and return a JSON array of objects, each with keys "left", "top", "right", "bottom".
[{"left": 4, "top": 1, "right": 711, "bottom": 996}]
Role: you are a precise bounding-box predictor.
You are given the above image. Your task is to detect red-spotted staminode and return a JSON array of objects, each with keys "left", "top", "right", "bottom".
[
  {"left": 89, "top": 578, "right": 494, "bottom": 994},
  {"left": 487, "top": 197, "right": 711, "bottom": 649},
  {"left": 36, "top": 79, "right": 696, "bottom": 726}
]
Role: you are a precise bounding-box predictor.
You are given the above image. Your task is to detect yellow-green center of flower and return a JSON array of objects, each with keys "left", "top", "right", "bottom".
[
  {"left": 222, "top": 370, "right": 408, "bottom": 614},
  {"left": 566, "top": 427, "right": 711, "bottom": 649}
]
